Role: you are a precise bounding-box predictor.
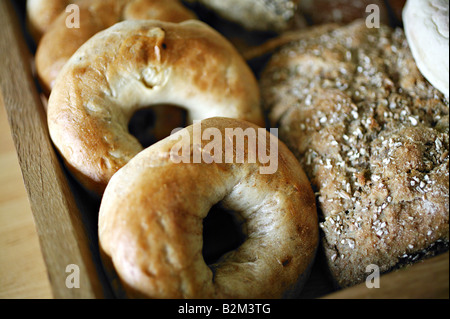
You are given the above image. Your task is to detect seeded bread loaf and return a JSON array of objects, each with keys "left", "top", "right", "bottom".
[{"left": 260, "top": 20, "right": 449, "bottom": 288}]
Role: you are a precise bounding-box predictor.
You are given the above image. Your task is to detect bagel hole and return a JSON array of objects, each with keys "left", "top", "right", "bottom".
[
  {"left": 202, "top": 203, "right": 247, "bottom": 266},
  {"left": 128, "top": 105, "right": 188, "bottom": 148}
]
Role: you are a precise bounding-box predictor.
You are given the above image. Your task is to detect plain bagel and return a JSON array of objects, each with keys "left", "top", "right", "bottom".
[
  {"left": 35, "top": 0, "right": 197, "bottom": 93},
  {"left": 98, "top": 117, "right": 319, "bottom": 299},
  {"left": 26, "top": 0, "right": 77, "bottom": 42},
  {"left": 47, "top": 19, "right": 264, "bottom": 195}
]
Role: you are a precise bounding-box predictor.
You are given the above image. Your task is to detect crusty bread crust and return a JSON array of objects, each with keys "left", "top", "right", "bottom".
[
  {"left": 98, "top": 117, "right": 318, "bottom": 299},
  {"left": 261, "top": 20, "right": 449, "bottom": 288},
  {"left": 47, "top": 20, "right": 264, "bottom": 195}
]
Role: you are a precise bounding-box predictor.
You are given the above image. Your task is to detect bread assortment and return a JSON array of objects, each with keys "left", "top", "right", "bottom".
[{"left": 26, "top": 0, "right": 449, "bottom": 298}]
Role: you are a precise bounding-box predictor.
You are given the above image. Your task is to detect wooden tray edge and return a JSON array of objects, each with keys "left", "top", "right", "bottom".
[{"left": 0, "top": 0, "right": 108, "bottom": 299}]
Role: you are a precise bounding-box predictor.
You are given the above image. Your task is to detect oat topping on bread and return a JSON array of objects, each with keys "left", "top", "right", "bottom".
[{"left": 261, "top": 20, "right": 449, "bottom": 288}]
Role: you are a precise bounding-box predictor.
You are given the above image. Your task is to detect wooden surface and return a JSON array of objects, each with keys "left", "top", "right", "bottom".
[
  {"left": 0, "top": 0, "right": 107, "bottom": 299},
  {"left": 324, "top": 252, "right": 449, "bottom": 299},
  {"left": 0, "top": 95, "right": 52, "bottom": 299},
  {"left": 0, "top": 0, "right": 448, "bottom": 300}
]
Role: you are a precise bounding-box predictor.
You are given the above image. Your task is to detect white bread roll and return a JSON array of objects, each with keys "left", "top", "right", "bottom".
[{"left": 403, "top": 0, "right": 449, "bottom": 97}]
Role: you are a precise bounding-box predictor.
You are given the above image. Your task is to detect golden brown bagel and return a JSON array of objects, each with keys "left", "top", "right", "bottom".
[
  {"left": 47, "top": 20, "right": 264, "bottom": 195},
  {"left": 26, "top": 0, "right": 76, "bottom": 42},
  {"left": 35, "top": 0, "right": 197, "bottom": 94},
  {"left": 98, "top": 117, "right": 319, "bottom": 299}
]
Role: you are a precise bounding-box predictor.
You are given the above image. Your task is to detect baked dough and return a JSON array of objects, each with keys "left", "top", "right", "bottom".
[
  {"left": 26, "top": 0, "right": 76, "bottom": 42},
  {"left": 186, "top": 0, "right": 301, "bottom": 32},
  {"left": 260, "top": 20, "right": 449, "bottom": 288},
  {"left": 403, "top": 0, "right": 449, "bottom": 97},
  {"left": 35, "top": 0, "right": 197, "bottom": 93},
  {"left": 98, "top": 117, "right": 318, "bottom": 299},
  {"left": 47, "top": 20, "right": 264, "bottom": 195},
  {"left": 299, "top": 0, "right": 389, "bottom": 25}
]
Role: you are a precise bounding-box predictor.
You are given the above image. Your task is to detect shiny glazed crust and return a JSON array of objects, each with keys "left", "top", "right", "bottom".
[
  {"left": 35, "top": 0, "right": 197, "bottom": 93},
  {"left": 47, "top": 20, "right": 264, "bottom": 195},
  {"left": 98, "top": 117, "right": 319, "bottom": 299}
]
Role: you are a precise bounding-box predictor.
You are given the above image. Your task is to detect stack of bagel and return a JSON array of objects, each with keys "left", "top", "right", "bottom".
[{"left": 27, "top": 0, "right": 448, "bottom": 298}]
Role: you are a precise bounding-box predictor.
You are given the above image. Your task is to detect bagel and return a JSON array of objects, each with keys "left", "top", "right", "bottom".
[
  {"left": 26, "top": 0, "right": 76, "bottom": 42},
  {"left": 35, "top": 0, "right": 197, "bottom": 94},
  {"left": 98, "top": 117, "right": 318, "bottom": 299},
  {"left": 47, "top": 20, "right": 264, "bottom": 195},
  {"left": 403, "top": 0, "right": 449, "bottom": 97}
]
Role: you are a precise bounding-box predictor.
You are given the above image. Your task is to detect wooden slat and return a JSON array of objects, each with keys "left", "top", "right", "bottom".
[
  {"left": 0, "top": 0, "right": 106, "bottom": 299},
  {"left": 323, "top": 252, "right": 449, "bottom": 299},
  {"left": 0, "top": 98, "right": 53, "bottom": 299}
]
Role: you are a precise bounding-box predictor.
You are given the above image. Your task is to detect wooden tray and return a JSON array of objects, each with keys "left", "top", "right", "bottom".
[{"left": 0, "top": 0, "right": 448, "bottom": 299}]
